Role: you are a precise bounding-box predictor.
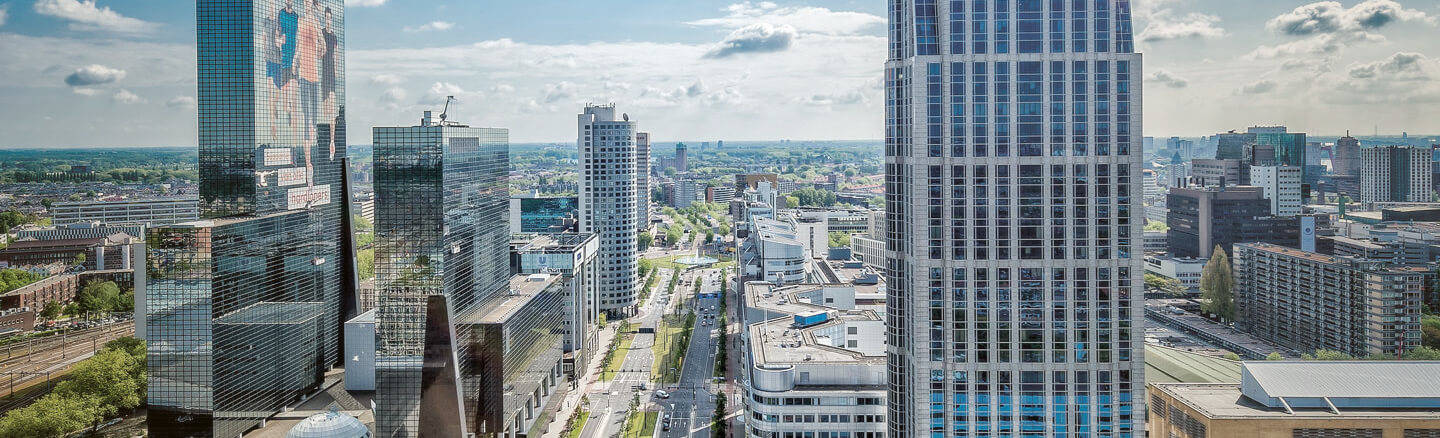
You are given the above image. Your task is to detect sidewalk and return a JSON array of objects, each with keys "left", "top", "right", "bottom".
[{"left": 540, "top": 322, "right": 620, "bottom": 438}]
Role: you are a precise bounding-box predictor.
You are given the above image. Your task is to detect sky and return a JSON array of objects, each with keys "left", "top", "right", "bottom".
[{"left": 1, "top": 0, "right": 1439, "bottom": 147}]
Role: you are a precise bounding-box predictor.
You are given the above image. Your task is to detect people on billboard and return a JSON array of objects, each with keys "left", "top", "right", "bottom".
[{"left": 321, "top": 5, "right": 339, "bottom": 160}]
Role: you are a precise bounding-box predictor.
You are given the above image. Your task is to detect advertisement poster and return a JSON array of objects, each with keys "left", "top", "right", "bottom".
[{"left": 288, "top": 185, "right": 331, "bottom": 210}]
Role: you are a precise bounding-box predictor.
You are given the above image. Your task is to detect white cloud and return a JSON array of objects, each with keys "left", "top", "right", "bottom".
[
  {"left": 71, "top": 87, "right": 102, "bottom": 96},
  {"left": 345, "top": 0, "right": 386, "bottom": 7},
  {"left": 1346, "top": 52, "right": 1430, "bottom": 80},
  {"left": 1267, "top": 0, "right": 1433, "bottom": 36},
  {"left": 112, "top": 89, "right": 145, "bottom": 104},
  {"left": 704, "top": 23, "right": 797, "bottom": 58},
  {"left": 33, "top": 0, "right": 156, "bottom": 34},
  {"left": 403, "top": 21, "right": 454, "bottom": 33},
  {"left": 1250, "top": 0, "right": 1434, "bottom": 59},
  {"left": 1134, "top": 0, "right": 1225, "bottom": 42},
  {"left": 371, "top": 74, "right": 404, "bottom": 85},
  {"left": 64, "top": 64, "right": 125, "bottom": 86},
  {"left": 0, "top": 4, "right": 10, "bottom": 28},
  {"left": 1239, "top": 79, "right": 1279, "bottom": 95},
  {"left": 166, "top": 95, "right": 196, "bottom": 110},
  {"left": 687, "top": 2, "right": 883, "bottom": 35},
  {"left": 1146, "top": 69, "right": 1190, "bottom": 88}
]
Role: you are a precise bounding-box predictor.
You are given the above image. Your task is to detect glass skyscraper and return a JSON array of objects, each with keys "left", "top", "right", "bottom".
[
  {"left": 372, "top": 115, "right": 511, "bottom": 437},
  {"left": 147, "top": 1, "right": 351, "bottom": 436},
  {"left": 884, "top": 1, "right": 1145, "bottom": 437}
]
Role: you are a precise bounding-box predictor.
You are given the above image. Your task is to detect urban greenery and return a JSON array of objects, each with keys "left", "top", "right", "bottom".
[
  {"left": 1300, "top": 347, "right": 1440, "bottom": 361},
  {"left": 638, "top": 231, "right": 654, "bottom": 251},
  {"left": 1144, "top": 273, "right": 1187, "bottom": 298},
  {"left": 0, "top": 337, "right": 146, "bottom": 438},
  {"left": 711, "top": 396, "right": 728, "bottom": 438},
  {"left": 827, "top": 231, "right": 851, "bottom": 249},
  {"left": 0, "top": 269, "right": 45, "bottom": 294},
  {"left": 1199, "top": 246, "right": 1235, "bottom": 323}
]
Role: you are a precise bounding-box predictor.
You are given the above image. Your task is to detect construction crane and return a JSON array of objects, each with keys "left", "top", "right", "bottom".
[{"left": 439, "top": 95, "right": 455, "bottom": 125}]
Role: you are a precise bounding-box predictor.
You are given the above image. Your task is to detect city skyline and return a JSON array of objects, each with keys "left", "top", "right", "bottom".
[{"left": 1, "top": 0, "right": 1440, "bottom": 148}]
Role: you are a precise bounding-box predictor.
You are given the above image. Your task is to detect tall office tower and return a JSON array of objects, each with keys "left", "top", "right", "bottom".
[
  {"left": 674, "top": 142, "right": 689, "bottom": 171},
  {"left": 884, "top": 1, "right": 1145, "bottom": 436},
  {"left": 372, "top": 112, "right": 510, "bottom": 437},
  {"left": 147, "top": 1, "right": 353, "bottom": 436},
  {"left": 1213, "top": 130, "right": 1254, "bottom": 161},
  {"left": 1331, "top": 134, "right": 1362, "bottom": 197},
  {"left": 1360, "top": 146, "right": 1433, "bottom": 204},
  {"left": 1249, "top": 166, "right": 1303, "bottom": 216},
  {"left": 636, "top": 132, "right": 652, "bottom": 230},
  {"left": 578, "top": 104, "right": 640, "bottom": 316}
]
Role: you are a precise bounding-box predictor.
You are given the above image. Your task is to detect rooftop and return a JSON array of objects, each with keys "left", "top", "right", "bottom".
[
  {"left": 1241, "top": 242, "right": 1341, "bottom": 264},
  {"left": 474, "top": 274, "right": 559, "bottom": 324},
  {"left": 1243, "top": 361, "right": 1440, "bottom": 400},
  {"left": 510, "top": 232, "right": 596, "bottom": 251},
  {"left": 1144, "top": 345, "right": 1242, "bottom": 385},
  {"left": 744, "top": 282, "right": 885, "bottom": 366},
  {"left": 1153, "top": 383, "right": 1440, "bottom": 420}
]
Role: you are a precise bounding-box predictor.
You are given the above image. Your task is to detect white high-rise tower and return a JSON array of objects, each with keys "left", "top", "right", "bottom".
[
  {"left": 884, "top": 1, "right": 1146, "bottom": 436},
  {"left": 578, "top": 104, "right": 640, "bottom": 316}
]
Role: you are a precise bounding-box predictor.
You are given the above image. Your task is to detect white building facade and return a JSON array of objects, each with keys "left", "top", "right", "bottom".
[
  {"left": 1248, "top": 165, "right": 1303, "bottom": 216},
  {"left": 884, "top": 1, "right": 1146, "bottom": 436},
  {"left": 636, "top": 132, "right": 652, "bottom": 231},
  {"left": 578, "top": 104, "right": 640, "bottom": 316}
]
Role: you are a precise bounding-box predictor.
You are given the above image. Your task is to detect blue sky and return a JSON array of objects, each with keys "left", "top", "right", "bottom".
[{"left": 1, "top": 0, "right": 1439, "bottom": 147}]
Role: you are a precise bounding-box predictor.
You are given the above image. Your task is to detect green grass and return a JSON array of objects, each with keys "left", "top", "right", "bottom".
[
  {"left": 623, "top": 411, "right": 660, "bottom": 438},
  {"left": 566, "top": 411, "right": 590, "bottom": 438},
  {"left": 602, "top": 333, "right": 635, "bottom": 381},
  {"left": 652, "top": 315, "right": 689, "bottom": 383},
  {"left": 645, "top": 254, "right": 735, "bottom": 270}
]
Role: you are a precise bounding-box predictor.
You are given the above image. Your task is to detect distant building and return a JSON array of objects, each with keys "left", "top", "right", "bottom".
[
  {"left": 1191, "top": 159, "right": 1246, "bottom": 187},
  {"left": 51, "top": 197, "right": 198, "bottom": 227},
  {"left": 1214, "top": 130, "right": 1255, "bottom": 161},
  {"left": 354, "top": 192, "right": 375, "bottom": 225},
  {"left": 0, "top": 233, "right": 137, "bottom": 271},
  {"left": 735, "top": 173, "right": 780, "bottom": 193},
  {"left": 668, "top": 179, "right": 703, "bottom": 208},
  {"left": 509, "top": 196, "right": 579, "bottom": 234},
  {"left": 741, "top": 282, "right": 886, "bottom": 438},
  {"left": 742, "top": 217, "right": 811, "bottom": 284},
  {"left": 1248, "top": 166, "right": 1303, "bottom": 216},
  {"left": 1148, "top": 362, "right": 1440, "bottom": 438},
  {"left": 636, "top": 132, "right": 652, "bottom": 229},
  {"left": 707, "top": 185, "right": 735, "bottom": 205},
  {"left": 1143, "top": 230, "right": 1168, "bottom": 254},
  {"left": 851, "top": 234, "right": 883, "bottom": 269},
  {"left": 1361, "top": 145, "right": 1432, "bottom": 204},
  {"left": 1234, "top": 243, "right": 1423, "bottom": 357},
  {"left": 14, "top": 222, "right": 144, "bottom": 241},
  {"left": 1331, "top": 134, "right": 1362, "bottom": 197},
  {"left": 1166, "top": 186, "right": 1299, "bottom": 259}
]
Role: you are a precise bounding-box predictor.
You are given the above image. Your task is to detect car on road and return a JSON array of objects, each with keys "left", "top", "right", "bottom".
[{"left": 655, "top": 390, "right": 669, "bottom": 399}]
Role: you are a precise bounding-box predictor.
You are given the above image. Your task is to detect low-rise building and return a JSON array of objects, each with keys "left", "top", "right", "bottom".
[
  {"left": 1148, "top": 362, "right": 1440, "bottom": 437},
  {"left": 851, "top": 235, "right": 883, "bottom": 270},
  {"left": 1144, "top": 255, "right": 1206, "bottom": 293},
  {"left": 0, "top": 233, "right": 138, "bottom": 271},
  {"left": 1234, "top": 243, "right": 1424, "bottom": 357},
  {"left": 509, "top": 233, "right": 600, "bottom": 380},
  {"left": 1143, "top": 230, "right": 1168, "bottom": 254},
  {"left": 51, "top": 197, "right": 198, "bottom": 227},
  {"left": 741, "top": 282, "right": 886, "bottom": 438},
  {"left": 0, "top": 269, "right": 134, "bottom": 311}
]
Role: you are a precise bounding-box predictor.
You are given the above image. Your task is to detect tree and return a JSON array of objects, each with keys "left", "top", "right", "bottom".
[
  {"left": 77, "top": 280, "right": 121, "bottom": 317},
  {"left": 116, "top": 289, "right": 135, "bottom": 312},
  {"left": 1199, "top": 246, "right": 1235, "bottom": 323},
  {"left": 1300, "top": 349, "right": 1355, "bottom": 361},
  {"left": 40, "top": 301, "right": 61, "bottom": 320},
  {"left": 358, "top": 248, "right": 375, "bottom": 280},
  {"left": 1402, "top": 346, "right": 1440, "bottom": 360},
  {"left": 637, "top": 231, "right": 654, "bottom": 252},
  {"left": 0, "top": 393, "right": 101, "bottom": 438},
  {"left": 55, "top": 349, "right": 144, "bottom": 417},
  {"left": 73, "top": 252, "right": 86, "bottom": 267},
  {"left": 1144, "top": 273, "right": 1187, "bottom": 298},
  {"left": 351, "top": 213, "right": 373, "bottom": 230},
  {"left": 41, "top": 198, "right": 54, "bottom": 209},
  {"left": 828, "top": 231, "right": 851, "bottom": 249},
  {"left": 1144, "top": 221, "right": 1169, "bottom": 231},
  {"left": 665, "top": 227, "right": 683, "bottom": 247},
  {"left": 704, "top": 229, "right": 715, "bottom": 244},
  {"left": 784, "top": 196, "right": 799, "bottom": 209},
  {"left": 1223, "top": 352, "right": 1241, "bottom": 361},
  {"left": 1266, "top": 352, "right": 1284, "bottom": 361}
]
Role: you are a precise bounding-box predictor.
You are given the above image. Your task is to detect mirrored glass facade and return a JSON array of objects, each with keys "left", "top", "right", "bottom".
[
  {"left": 372, "top": 123, "right": 511, "bottom": 437},
  {"left": 885, "top": 0, "right": 1146, "bottom": 436},
  {"left": 148, "top": 1, "right": 349, "bottom": 436}
]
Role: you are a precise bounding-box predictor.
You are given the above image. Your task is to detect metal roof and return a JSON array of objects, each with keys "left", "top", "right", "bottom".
[
  {"left": 1243, "top": 361, "right": 1440, "bottom": 399},
  {"left": 1144, "top": 345, "right": 1242, "bottom": 384}
]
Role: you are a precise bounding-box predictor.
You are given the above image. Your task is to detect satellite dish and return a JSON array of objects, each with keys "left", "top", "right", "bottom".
[{"left": 623, "top": 113, "right": 630, "bottom": 121}]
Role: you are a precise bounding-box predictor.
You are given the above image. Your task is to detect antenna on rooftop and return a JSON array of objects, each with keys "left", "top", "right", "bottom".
[{"left": 440, "top": 96, "right": 456, "bottom": 125}]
